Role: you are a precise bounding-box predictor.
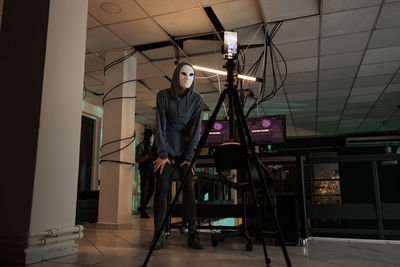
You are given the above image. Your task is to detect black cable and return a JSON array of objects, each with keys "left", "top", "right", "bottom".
[
  {"left": 100, "top": 131, "right": 136, "bottom": 151},
  {"left": 244, "top": 21, "right": 287, "bottom": 117},
  {"left": 99, "top": 130, "right": 136, "bottom": 166},
  {"left": 100, "top": 133, "right": 136, "bottom": 159},
  {"left": 103, "top": 96, "right": 137, "bottom": 105},
  {"left": 104, "top": 49, "right": 136, "bottom": 74},
  {"left": 100, "top": 160, "right": 135, "bottom": 166},
  {"left": 102, "top": 79, "right": 138, "bottom": 105}
]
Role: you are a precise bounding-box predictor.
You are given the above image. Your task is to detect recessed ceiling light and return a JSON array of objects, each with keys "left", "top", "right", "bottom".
[{"left": 100, "top": 2, "right": 122, "bottom": 14}]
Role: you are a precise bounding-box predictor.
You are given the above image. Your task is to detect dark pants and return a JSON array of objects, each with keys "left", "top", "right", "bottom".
[
  {"left": 153, "top": 156, "right": 196, "bottom": 230},
  {"left": 139, "top": 166, "right": 155, "bottom": 210}
]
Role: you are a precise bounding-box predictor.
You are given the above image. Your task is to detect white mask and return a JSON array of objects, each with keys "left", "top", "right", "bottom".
[{"left": 179, "top": 65, "right": 194, "bottom": 89}]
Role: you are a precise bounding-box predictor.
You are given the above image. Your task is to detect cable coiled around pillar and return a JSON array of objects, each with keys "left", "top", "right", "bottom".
[{"left": 100, "top": 48, "right": 138, "bottom": 166}]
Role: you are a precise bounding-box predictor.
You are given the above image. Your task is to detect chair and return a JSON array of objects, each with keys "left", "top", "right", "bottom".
[{"left": 210, "top": 142, "right": 273, "bottom": 251}]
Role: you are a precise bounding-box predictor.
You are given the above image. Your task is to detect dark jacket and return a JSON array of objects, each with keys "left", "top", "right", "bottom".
[{"left": 155, "top": 62, "right": 203, "bottom": 162}]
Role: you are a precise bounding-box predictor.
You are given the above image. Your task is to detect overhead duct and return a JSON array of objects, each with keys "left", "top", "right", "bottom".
[{"left": 345, "top": 136, "right": 400, "bottom": 147}]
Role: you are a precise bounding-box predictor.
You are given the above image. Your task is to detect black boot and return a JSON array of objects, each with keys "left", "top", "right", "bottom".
[
  {"left": 140, "top": 210, "right": 150, "bottom": 218},
  {"left": 187, "top": 225, "right": 204, "bottom": 249},
  {"left": 138, "top": 207, "right": 150, "bottom": 218},
  {"left": 150, "top": 230, "right": 164, "bottom": 250}
]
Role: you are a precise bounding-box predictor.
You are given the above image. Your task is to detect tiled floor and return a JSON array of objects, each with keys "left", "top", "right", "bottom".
[{"left": 29, "top": 215, "right": 400, "bottom": 267}]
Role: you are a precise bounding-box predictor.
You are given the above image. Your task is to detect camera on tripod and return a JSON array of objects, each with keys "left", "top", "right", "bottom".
[{"left": 222, "top": 31, "right": 238, "bottom": 60}]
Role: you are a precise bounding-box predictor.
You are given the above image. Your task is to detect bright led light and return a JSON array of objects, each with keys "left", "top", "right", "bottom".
[
  {"left": 193, "top": 65, "right": 256, "bottom": 82},
  {"left": 193, "top": 65, "right": 226, "bottom": 75},
  {"left": 238, "top": 74, "right": 256, "bottom": 82}
]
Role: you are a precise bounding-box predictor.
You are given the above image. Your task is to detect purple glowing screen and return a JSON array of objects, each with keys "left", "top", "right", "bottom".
[{"left": 200, "top": 115, "right": 286, "bottom": 146}]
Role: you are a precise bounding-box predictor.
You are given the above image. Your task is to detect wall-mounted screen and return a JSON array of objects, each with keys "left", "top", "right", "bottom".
[{"left": 200, "top": 115, "right": 286, "bottom": 147}]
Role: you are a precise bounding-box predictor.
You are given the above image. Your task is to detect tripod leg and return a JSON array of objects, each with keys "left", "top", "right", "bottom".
[
  {"left": 233, "top": 92, "right": 292, "bottom": 267},
  {"left": 226, "top": 91, "right": 270, "bottom": 265}
]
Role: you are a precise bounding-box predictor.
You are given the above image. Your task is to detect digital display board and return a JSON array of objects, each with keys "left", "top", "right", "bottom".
[{"left": 200, "top": 115, "right": 286, "bottom": 147}]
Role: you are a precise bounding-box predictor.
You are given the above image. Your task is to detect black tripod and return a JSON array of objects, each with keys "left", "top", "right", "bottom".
[{"left": 141, "top": 58, "right": 292, "bottom": 267}]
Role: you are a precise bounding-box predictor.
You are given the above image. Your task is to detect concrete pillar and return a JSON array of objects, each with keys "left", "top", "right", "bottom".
[
  {"left": 0, "top": 0, "right": 88, "bottom": 265},
  {"left": 97, "top": 51, "right": 136, "bottom": 229}
]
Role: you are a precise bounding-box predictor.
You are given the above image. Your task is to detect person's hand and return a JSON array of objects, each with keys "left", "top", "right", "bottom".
[
  {"left": 179, "top": 160, "right": 195, "bottom": 175},
  {"left": 154, "top": 157, "right": 170, "bottom": 174}
]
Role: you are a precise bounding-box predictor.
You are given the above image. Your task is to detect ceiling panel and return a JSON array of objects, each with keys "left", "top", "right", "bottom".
[
  {"left": 319, "top": 79, "right": 353, "bottom": 91},
  {"left": 350, "top": 85, "right": 385, "bottom": 96},
  {"left": 153, "top": 8, "right": 213, "bottom": 36},
  {"left": 318, "top": 110, "right": 343, "bottom": 117},
  {"left": 318, "top": 96, "right": 347, "bottom": 105},
  {"left": 85, "top": 54, "right": 105, "bottom": 72},
  {"left": 136, "top": 63, "right": 164, "bottom": 79},
  {"left": 321, "top": 6, "right": 379, "bottom": 37},
  {"left": 347, "top": 94, "right": 379, "bottom": 103},
  {"left": 358, "top": 61, "right": 400, "bottom": 77},
  {"left": 362, "top": 46, "right": 400, "bottom": 64},
  {"left": 86, "top": 27, "right": 127, "bottom": 52},
  {"left": 108, "top": 18, "right": 169, "bottom": 46},
  {"left": 319, "top": 66, "right": 358, "bottom": 81},
  {"left": 284, "top": 71, "right": 318, "bottom": 84},
  {"left": 321, "top": 31, "right": 369, "bottom": 55},
  {"left": 342, "top": 108, "right": 370, "bottom": 115},
  {"left": 320, "top": 51, "right": 363, "bottom": 69},
  {"left": 133, "top": 52, "right": 150, "bottom": 64},
  {"left": 88, "top": 0, "right": 146, "bottom": 24},
  {"left": 151, "top": 59, "right": 176, "bottom": 76},
  {"left": 318, "top": 104, "right": 345, "bottom": 111},
  {"left": 376, "top": 2, "right": 400, "bottom": 29},
  {"left": 284, "top": 57, "right": 318, "bottom": 74},
  {"left": 86, "top": 70, "right": 104, "bottom": 83},
  {"left": 211, "top": 0, "right": 263, "bottom": 30},
  {"left": 272, "top": 16, "right": 319, "bottom": 44},
  {"left": 141, "top": 76, "right": 170, "bottom": 91},
  {"left": 322, "top": 0, "right": 381, "bottom": 14},
  {"left": 393, "top": 71, "right": 400, "bottom": 83},
  {"left": 378, "top": 92, "right": 400, "bottom": 105},
  {"left": 369, "top": 27, "right": 400, "bottom": 49},
  {"left": 184, "top": 40, "right": 220, "bottom": 55},
  {"left": 259, "top": 0, "right": 318, "bottom": 22},
  {"left": 318, "top": 89, "right": 349, "bottom": 99},
  {"left": 86, "top": 84, "right": 104, "bottom": 94},
  {"left": 285, "top": 82, "right": 318, "bottom": 93},
  {"left": 142, "top": 46, "right": 175, "bottom": 60},
  {"left": 339, "top": 118, "right": 364, "bottom": 126},
  {"left": 275, "top": 39, "right": 318, "bottom": 61},
  {"left": 85, "top": 74, "right": 102, "bottom": 86},
  {"left": 199, "top": 0, "right": 235, "bottom": 5},
  {"left": 236, "top": 24, "right": 265, "bottom": 46},
  {"left": 136, "top": 0, "right": 197, "bottom": 16},
  {"left": 241, "top": 48, "right": 264, "bottom": 73},
  {"left": 190, "top": 54, "right": 225, "bottom": 69},
  {"left": 87, "top": 14, "right": 101, "bottom": 29},
  {"left": 287, "top": 92, "right": 317, "bottom": 101},
  {"left": 354, "top": 74, "right": 393, "bottom": 87},
  {"left": 386, "top": 83, "right": 400, "bottom": 93},
  {"left": 345, "top": 102, "right": 374, "bottom": 110},
  {"left": 318, "top": 115, "right": 341, "bottom": 122}
]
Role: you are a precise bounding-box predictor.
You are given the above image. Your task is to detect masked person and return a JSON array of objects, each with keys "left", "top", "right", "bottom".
[
  {"left": 152, "top": 62, "right": 203, "bottom": 249},
  {"left": 136, "top": 128, "right": 155, "bottom": 218}
]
